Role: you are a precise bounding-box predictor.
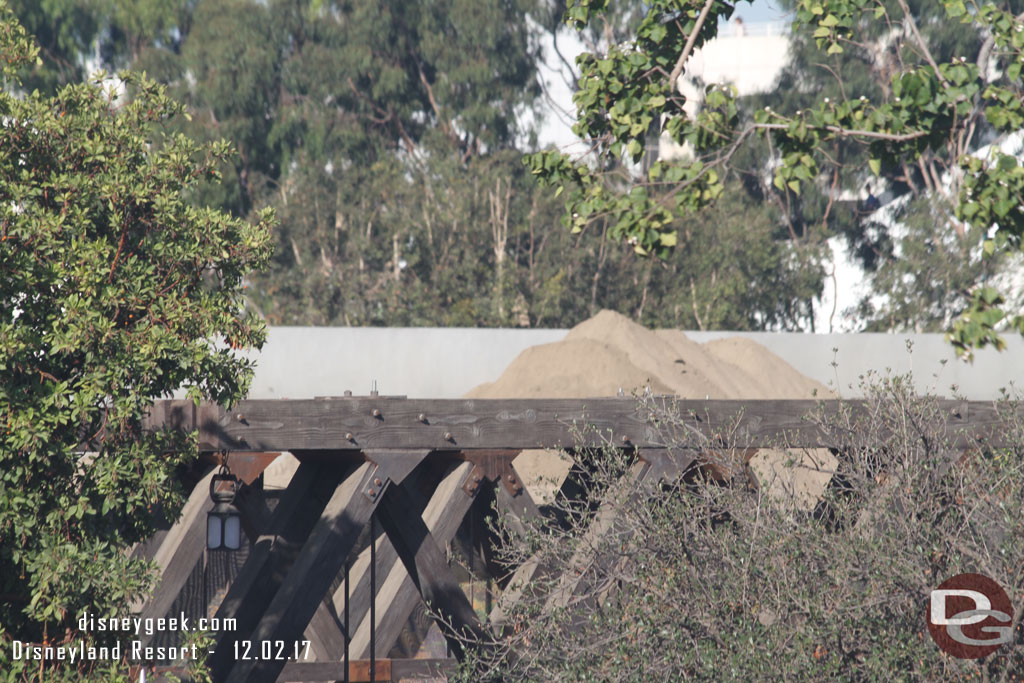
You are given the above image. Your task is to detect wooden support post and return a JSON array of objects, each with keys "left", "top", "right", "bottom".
[
  {"left": 328, "top": 463, "right": 435, "bottom": 638},
  {"left": 347, "top": 462, "right": 477, "bottom": 660},
  {"left": 491, "top": 450, "right": 694, "bottom": 634},
  {"left": 225, "top": 469, "right": 350, "bottom": 661},
  {"left": 207, "top": 460, "right": 351, "bottom": 681},
  {"left": 132, "top": 468, "right": 216, "bottom": 626},
  {"left": 492, "top": 461, "right": 543, "bottom": 538},
  {"left": 543, "top": 450, "right": 694, "bottom": 617},
  {"left": 225, "top": 451, "right": 429, "bottom": 683},
  {"left": 370, "top": 462, "right": 488, "bottom": 660}
]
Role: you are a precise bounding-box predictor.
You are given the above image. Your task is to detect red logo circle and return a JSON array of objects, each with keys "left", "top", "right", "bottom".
[{"left": 927, "top": 573, "right": 1013, "bottom": 659}]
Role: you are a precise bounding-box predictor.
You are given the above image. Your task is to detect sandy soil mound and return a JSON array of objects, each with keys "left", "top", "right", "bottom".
[
  {"left": 467, "top": 310, "right": 836, "bottom": 508},
  {"left": 466, "top": 337, "right": 674, "bottom": 399}
]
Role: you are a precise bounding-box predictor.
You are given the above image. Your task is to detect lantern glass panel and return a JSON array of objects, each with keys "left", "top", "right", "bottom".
[
  {"left": 224, "top": 514, "right": 242, "bottom": 550},
  {"left": 207, "top": 514, "right": 223, "bottom": 550}
]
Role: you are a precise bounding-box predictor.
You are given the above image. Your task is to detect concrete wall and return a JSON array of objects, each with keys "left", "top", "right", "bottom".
[
  {"left": 686, "top": 331, "right": 1024, "bottom": 400},
  {"left": 240, "top": 328, "right": 1024, "bottom": 400},
  {"left": 243, "top": 327, "right": 567, "bottom": 399}
]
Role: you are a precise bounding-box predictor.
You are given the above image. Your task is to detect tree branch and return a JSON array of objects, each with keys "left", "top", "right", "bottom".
[
  {"left": 895, "top": 0, "right": 949, "bottom": 87},
  {"left": 668, "top": 0, "right": 716, "bottom": 88},
  {"left": 754, "top": 122, "right": 929, "bottom": 142}
]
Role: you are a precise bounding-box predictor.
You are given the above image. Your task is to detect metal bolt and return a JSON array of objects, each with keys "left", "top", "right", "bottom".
[
  {"left": 345, "top": 432, "right": 354, "bottom": 441},
  {"left": 374, "top": 478, "right": 382, "bottom": 487},
  {"left": 418, "top": 413, "right": 427, "bottom": 423},
  {"left": 444, "top": 432, "right": 453, "bottom": 442},
  {"left": 371, "top": 408, "right": 381, "bottom": 418},
  {"left": 368, "top": 488, "right": 376, "bottom": 496}
]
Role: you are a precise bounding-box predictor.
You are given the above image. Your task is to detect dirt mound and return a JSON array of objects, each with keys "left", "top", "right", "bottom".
[
  {"left": 466, "top": 337, "right": 674, "bottom": 399},
  {"left": 467, "top": 310, "right": 835, "bottom": 508},
  {"left": 471, "top": 310, "right": 830, "bottom": 400}
]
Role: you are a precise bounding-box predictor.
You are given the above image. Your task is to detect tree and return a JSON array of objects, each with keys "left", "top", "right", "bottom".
[
  {"left": 0, "top": 2, "right": 273, "bottom": 677},
  {"left": 529, "top": 0, "right": 1024, "bottom": 351},
  {"left": 743, "top": 0, "right": 1023, "bottom": 334}
]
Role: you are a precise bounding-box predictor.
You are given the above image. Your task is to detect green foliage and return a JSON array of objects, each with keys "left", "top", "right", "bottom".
[
  {"left": 855, "top": 196, "right": 997, "bottom": 334},
  {"left": 0, "top": 3, "right": 273, "bottom": 676},
  {"left": 540, "top": 0, "right": 1024, "bottom": 347}
]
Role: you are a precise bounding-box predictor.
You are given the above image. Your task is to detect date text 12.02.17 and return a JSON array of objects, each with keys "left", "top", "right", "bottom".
[{"left": 233, "top": 640, "right": 311, "bottom": 661}]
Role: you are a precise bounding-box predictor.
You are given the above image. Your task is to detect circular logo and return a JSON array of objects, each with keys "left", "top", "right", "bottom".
[{"left": 927, "top": 573, "right": 1013, "bottom": 659}]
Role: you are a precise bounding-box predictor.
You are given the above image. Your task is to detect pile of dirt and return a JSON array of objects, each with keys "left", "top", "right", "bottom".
[{"left": 467, "top": 310, "right": 835, "bottom": 508}]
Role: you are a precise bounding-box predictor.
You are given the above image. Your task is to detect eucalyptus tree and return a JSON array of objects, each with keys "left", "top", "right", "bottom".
[{"left": 530, "top": 0, "right": 1024, "bottom": 350}]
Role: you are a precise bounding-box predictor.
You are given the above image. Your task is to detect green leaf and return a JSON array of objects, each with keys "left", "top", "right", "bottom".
[{"left": 868, "top": 158, "right": 881, "bottom": 176}]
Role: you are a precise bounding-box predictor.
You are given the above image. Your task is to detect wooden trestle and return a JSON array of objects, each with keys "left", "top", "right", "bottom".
[{"left": 134, "top": 396, "right": 1006, "bottom": 682}]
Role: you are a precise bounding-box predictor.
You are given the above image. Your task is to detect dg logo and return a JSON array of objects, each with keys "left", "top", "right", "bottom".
[{"left": 928, "top": 573, "right": 1014, "bottom": 659}]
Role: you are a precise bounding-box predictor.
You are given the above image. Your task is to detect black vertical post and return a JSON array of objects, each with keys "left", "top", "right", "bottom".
[
  {"left": 344, "top": 559, "right": 350, "bottom": 683},
  {"left": 370, "top": 513, "right": 376, "bottom": 681}
]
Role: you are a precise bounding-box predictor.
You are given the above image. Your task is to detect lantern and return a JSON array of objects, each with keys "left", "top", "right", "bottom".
[{"left": 207, "top": 469, "right": 241, "bottom": 551}]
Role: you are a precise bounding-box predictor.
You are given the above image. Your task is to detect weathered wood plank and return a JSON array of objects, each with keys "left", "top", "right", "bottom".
[
  {"left": 544, "top": 450, "right": 697, "bottom": 619},
  {"left": 328, "top": 466, "right": 434, "bottom": 654},
  {"left": 277, "top": 658, "right": 391, "bottom": 682},
  {"left": 490, "top": 450, "right": 696, "bottom": 634},
  {"left": 207, "top": 460, "right": 351, "bottom": 681},
  {"left": 388, "top": 656, "right": 457, "bottom": 679},
  {"left": 226, "top": 450, "right": 430, "bottom": 683},
  {"left": 373, "top": 465, "right": 489, "bottom": 660},
  {"left": 145, "top": 398, "right": 1011, "bottom": 450},
  {"left": 347, "top": 461, "right": 477, "bottom": 659},
  {"left": 278, "top": 657, "right": 455, "bottom": 681},
  {"left": 131, "top": 468, "right": 215, "bottom": 621},
  {"left": 493, "top": 461, "right": 543, "bottom": 538}
]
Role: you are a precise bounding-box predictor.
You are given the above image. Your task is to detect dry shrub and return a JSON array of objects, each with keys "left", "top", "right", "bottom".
[{"left": 455, "top": 375, "right": 1024, "bottom": 681}]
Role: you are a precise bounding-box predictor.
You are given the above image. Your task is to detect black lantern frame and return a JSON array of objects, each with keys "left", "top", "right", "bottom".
[{"left": 207, "top": 466, "right": 241, "bottom": 551}]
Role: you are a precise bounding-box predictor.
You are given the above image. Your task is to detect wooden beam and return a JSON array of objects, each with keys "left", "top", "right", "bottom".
[
  {"left": 544, "top": 450, "right": 695, "bottom": 618},
  {"left": 490, "top": 450, "right": 695, "bottom": 634},
  {"left": 278, "top": 658, "right": 391, "bottom": 682},
  {"left": 145, "top": 397, "right": 1009, "bottom": 451},
  {"left": 226, "top": 471, "right": 351, "bottom": 661},
  {"left": 277, "top": 657, "right": 456, "bottom": 682},
  {"left": 131, "top": 468, "right": 215, "bottom": 622},
  {"left": 226, "top": 450, "right": 429, "bottom": 683},
  {"left": 372, "top": 464, "right": 489, "bottom": 660},
  {"left": 207, "top": 460, "right": 352, "bottom": 681},
  {"left": 347, "top": 461, "right": 477, "bottom": 660},
  {"left": 303, "top": 600, "right": 348, "bottom": 664},
  {"left": 493, "top": 460, "right": 543, "bottom": 538},
  {"left": 328, "top": 466, "right": 435, "bottom": 652}
]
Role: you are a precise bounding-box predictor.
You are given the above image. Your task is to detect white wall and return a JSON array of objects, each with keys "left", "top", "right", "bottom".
[{"left": 237, "top": 328, "right": 1024, "bottom": 400}]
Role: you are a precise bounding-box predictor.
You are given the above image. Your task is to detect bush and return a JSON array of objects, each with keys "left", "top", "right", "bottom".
[{"left": 457, "top": 378, "right": 1024, "bottom": 680}]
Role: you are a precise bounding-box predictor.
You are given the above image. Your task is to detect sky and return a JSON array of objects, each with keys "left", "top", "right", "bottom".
[{"left": 734, "top": 0, "right": 792, "bottom": 23}]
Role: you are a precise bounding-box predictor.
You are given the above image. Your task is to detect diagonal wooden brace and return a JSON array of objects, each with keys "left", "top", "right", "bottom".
[{"left": 224, "top": 450, "right": 429, "bottom": 683}]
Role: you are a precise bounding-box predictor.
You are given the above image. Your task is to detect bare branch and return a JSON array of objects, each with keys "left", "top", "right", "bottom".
[
  {"left": 668, "top": 0, "right": 717, "bottom": 88},
  {"left": 754, "top": 121, "right": 929, "bottom": 142},
  {"left": 895, "top": 0, "right": 949, "bottom": 87}
]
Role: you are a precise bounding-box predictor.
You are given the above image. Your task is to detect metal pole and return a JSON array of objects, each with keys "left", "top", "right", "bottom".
[
  {"left": 344, "top": 558, "right": 350, "bottom": 683},
  {"left": 370, "top": 513, "right": 376, "bottom": 682}
]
